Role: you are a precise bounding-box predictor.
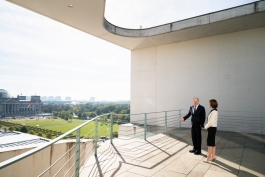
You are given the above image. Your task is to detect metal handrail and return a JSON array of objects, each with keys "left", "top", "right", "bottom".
[
  {"left": 1, "top": 109, "right": 264, "bottom": 176},
  {"left": 0, "top": 114, "right": 108, "bottom": 171}
]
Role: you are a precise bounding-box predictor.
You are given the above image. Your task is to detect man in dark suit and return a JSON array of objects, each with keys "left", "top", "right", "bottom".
[{"left": 180, "top": 97, "right": 206, "bottom": 155}]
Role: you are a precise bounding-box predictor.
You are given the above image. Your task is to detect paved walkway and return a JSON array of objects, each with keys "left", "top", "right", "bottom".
[{"left": 80, "top": 128, "right": 265, "bottom": 177}]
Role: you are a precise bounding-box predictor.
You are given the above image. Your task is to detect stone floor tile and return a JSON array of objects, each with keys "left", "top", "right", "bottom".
[
  {"left": 127, "top": 162, "right": 166, "bottom": 177},
  {"left": 163, "top": 157, "right": 200, "bottom": 174},
  {"left": 186, "top": 171, "right": 204, "bottom": 177},
  {"left": 241, "top": 147, "right": 265, "bottom": 164},
  {"left": 100, "top": 162, "right": 137, "bottom": 177},
  {"left": 237, "top": 170, "right": 264, "bottom": 177},
  {"left": 245, "top": 140, "right": 264, "bottom": 148},
  {"left": 144, "top": 152, "right": 170, "bottom": 163},
  {"left": 219, "top": 148, "right": 244, "bottom": 157},
  {"left": 208, "top": 156, "right": 241, "bottom": 175},
  {"left": 192, "top": 163, "right": 211, "bottom": 173},
  {"left": 116, "top": 171, "right": 145, "bottom": 177},
  {"left": 160, "top": 153, "right": 182, "bottom": 165},
  {"left": 203, "top": 170, "right": 237, "bottom": 177},
  {"left": 224, "top": 142, "right": 244, "bottom": 148},
  {"left": 239, "top": 161, "right": 265, "bottom": 177},
  {"left": 165, "top": 142, "right": 190, "bottom": 154},
  {"left": 151, "top": 169, "right": 185, "bottom": 177},
  {"left": 180, "top": 151, "right": 204, "bottom": 160}
]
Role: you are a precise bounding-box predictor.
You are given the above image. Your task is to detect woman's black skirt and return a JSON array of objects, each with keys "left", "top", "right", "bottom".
[{"left": 207, "top": 127, "right": 217, "bottom": 146}]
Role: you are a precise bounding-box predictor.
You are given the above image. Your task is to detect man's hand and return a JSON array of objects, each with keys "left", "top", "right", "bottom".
[{"left": 180, "top": 117, "right": 184, "bottom": 122}]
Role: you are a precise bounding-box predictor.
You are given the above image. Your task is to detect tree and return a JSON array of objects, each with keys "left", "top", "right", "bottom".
[
  {"left": 46, "top": 133, "right": 52, "bottom": 139},
  {"left": 20, "top": 126, "right": 28, "bottom": 133},
  {"left": 78, "top": 112, "right": 82, "bottom": 119},
  {"left": 88, "top": 112, "right": 97, "bottom": 118},
  {"left": 82, "top": 112, "right": 88, "bottom": 120},
  {"left": 53, "top": 111, "right": 59, "bottom": 118},
  {"left": 96, "top": 109, "right": 101, "bottom": 115},
  {"left": 8, "top": 127, "right": 14, "bottom": 131},
  {"left": 37, "top": 132, "right": 43, "bottom": 137}
]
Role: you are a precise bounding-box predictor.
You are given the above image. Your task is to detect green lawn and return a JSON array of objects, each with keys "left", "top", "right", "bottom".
[
  {"left": 10, "top": 118, "right": 84, "bottom": 127},
  {"left": 6, "top": 118, "right": 118, "bottom": 139}
]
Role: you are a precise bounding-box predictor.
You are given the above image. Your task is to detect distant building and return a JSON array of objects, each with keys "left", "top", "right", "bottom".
[
  {"left": 47, "top": 96, "right": 53, "bottom": 101},
  {"left": 65, "top": 97, "right": 71, "bottom": 101},
  {"left": 0, "top": 95, "right": 43, "bottom": 118},
  {"left": 19, "top": 96, "right": 26, "bottom": 100},
  {"left": 0, "top": 131, "right": 49, "bottom": 148},
  {"left": 54, "top": 96, "right": 61, "bottom": 101},
  {"left": 89, "top": 97, "right": 95, "bottom": 102},
  {"left": 41, "top": 96, "right": 47, "bottom": 101}
]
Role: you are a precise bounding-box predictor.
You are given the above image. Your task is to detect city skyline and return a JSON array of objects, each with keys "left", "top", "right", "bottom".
[{"left": 0, "top": 0, "right": 255, "bottom": 101}]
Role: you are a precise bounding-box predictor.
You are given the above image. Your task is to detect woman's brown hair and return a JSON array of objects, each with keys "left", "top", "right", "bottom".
[{"left": 209, "top": 99, "right": 218, "bottom": 108}]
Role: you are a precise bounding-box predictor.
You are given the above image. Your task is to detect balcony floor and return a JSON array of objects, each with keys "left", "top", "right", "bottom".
[{"left": 80, "top": 128, "right": 265, "bottom": 177}]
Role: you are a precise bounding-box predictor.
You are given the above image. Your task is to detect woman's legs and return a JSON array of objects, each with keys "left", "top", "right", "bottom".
[
  {"left": 212, "top": 146, "right": 216, "bottom": 159},
  {"left": 206, "top": 146, "right": 212, "bottom": 161}
]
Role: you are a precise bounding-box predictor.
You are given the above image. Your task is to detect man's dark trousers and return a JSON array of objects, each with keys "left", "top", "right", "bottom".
[{"left": 191, "top": 123, "right": 202, "bottom": 151}]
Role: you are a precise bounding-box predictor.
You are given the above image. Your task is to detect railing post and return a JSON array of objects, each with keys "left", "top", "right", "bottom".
[
  {"left": 144, "top": 113, "right": 147, "bottom": 140},
  {"left": 165, "top": 111, "right": 167, "bottom": 133},
  {"left": 110, "top": 114, "right": 113, "bottom": 144},
  {"left": 75, "top": 128, "right": 80, "bottom": 177},
  {"left": 261, "top": 112, "right": 263, "bottom": 135},
  {"left": 179, "top": 110, "right": 181, "bottom": 128},
  {"left": 94, "top": 117, "right": 98, "bottom": 156}
]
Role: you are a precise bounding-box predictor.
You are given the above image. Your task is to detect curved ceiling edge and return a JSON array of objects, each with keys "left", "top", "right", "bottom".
[{"left": 103, "top": 1, "right": 265, "bottom": 38}]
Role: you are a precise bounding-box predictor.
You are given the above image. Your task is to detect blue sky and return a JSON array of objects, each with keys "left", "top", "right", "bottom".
[{"left": 0, "top": 0, "right": 257, "bottom": 101}]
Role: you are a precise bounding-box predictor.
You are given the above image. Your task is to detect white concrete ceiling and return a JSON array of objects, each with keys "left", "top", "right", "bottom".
[{"left": 6, "top": 0, "right": 265, "bottom": 50}]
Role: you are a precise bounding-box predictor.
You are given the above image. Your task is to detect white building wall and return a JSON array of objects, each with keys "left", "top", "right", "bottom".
[
  {"left": 131, "top": 27, "right": 265, "bottom": 130},
  {"left": 0, "top": 140, "right": 94, "bottom": 177}
]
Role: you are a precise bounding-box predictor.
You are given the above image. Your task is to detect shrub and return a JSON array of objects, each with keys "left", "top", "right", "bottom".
[
  {"left": 20, "top": 126, "right": 28, "bottom": 133},
  {"left": 46, "top": 133, "right": 52, "bottom": 139},
  {"left": 8, "top": 127, "right": 14, "bottom": 131},
  {"left": 37, "top": 132, "right": 43, "bottom": 137},
  {"left": 29, "top": 130, "right": 35, "bottom": 135},
  {"left": 113, "top": 131, "right": 118, "bottom": 138},
  {"left": 15, "top": 127, "right": 20, "bottom": 131},
  {"left": 4, "top": 127, "right": 7, "bottom": 132}
]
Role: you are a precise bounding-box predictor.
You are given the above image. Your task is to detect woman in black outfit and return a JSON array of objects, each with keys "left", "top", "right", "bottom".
[{"left": 203, "top": 99, "right": 218, "bottom": 163}]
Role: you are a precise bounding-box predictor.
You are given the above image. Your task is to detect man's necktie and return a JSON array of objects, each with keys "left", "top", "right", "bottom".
[{"left": 194, "top": 106, "right": 196, "bottom": 113}]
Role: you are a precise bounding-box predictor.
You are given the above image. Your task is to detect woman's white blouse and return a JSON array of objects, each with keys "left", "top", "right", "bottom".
[{"left": 204, "top": 110, "right": 218, "bottom": 129}]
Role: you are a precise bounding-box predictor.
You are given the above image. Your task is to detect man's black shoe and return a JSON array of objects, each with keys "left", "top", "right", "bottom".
[
  {"left": 194, "top": 150, "right": 201, "bottom": 155},
  {"left": 189, "top": 149, "right": 196, "bottom": 153}
]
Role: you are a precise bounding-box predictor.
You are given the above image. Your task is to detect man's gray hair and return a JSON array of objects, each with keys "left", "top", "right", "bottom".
[{"left": 193, "top": 97, "right": 199, "bottom": 101}]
